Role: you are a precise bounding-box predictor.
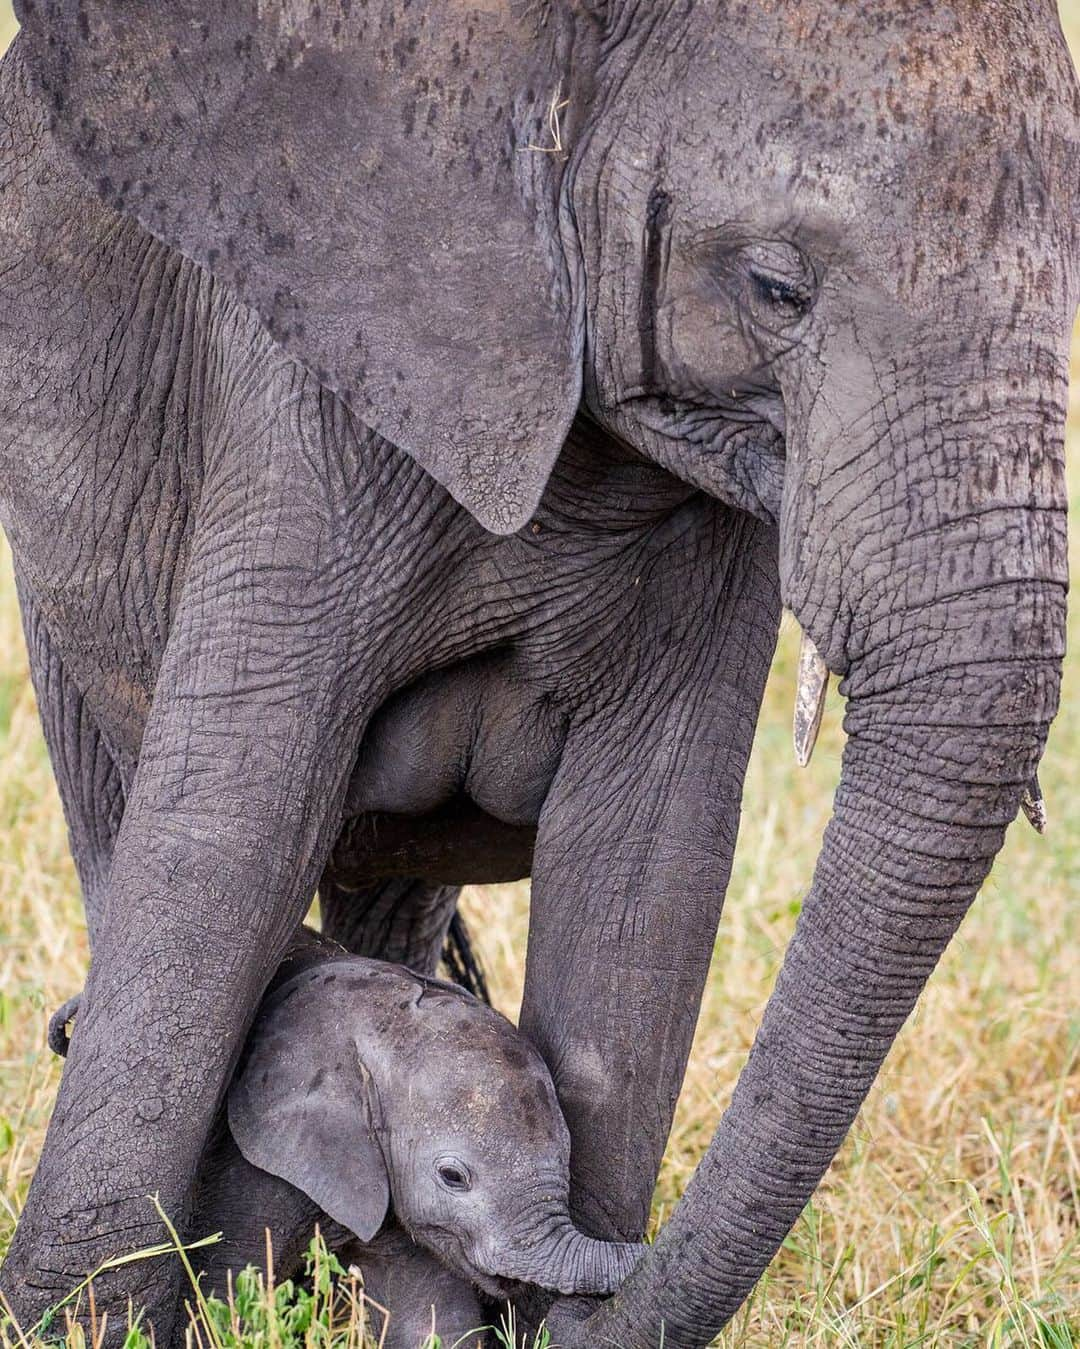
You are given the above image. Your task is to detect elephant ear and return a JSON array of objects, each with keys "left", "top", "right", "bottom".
[
  {"left": 228, "top": 968, "right": 390, "bottom": 1242},
  {"left": 14, "top": 0, "right": 585, "bottom": 533}
]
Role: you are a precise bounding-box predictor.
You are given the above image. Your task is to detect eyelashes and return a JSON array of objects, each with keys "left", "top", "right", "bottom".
[
  {"left": 741, "top": 241, "right": 818, "bottom": 328},
  {"left": 748, "top": 265, "right": 814, "bottom": 318},
  {"left": 696, "top": 235, "right": 819, "bottom": 332}
]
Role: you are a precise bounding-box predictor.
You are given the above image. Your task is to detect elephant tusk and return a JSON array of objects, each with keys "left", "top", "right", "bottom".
[
  {"left": 1020, "top": 775, "right": 1047, "bottom": 834},
  {"left": 793, "top": 627, "right": 829, "bottom": 768}
]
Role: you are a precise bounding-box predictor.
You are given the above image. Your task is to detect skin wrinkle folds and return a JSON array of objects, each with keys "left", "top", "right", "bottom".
[
  {"left": 1, "top": 47, "right": 774, "bottom": 1316},
  {"left": 0, "top": 1, "right": 1076, "bottom": 1345}
]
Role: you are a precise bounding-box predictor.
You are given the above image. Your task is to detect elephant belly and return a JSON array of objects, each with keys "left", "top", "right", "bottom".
[
  {"left": 327, "top": 799, "right": 536, "bottom": 887},
  {"left": 336, "top": 653, "right": 567, "bottom": 887}
]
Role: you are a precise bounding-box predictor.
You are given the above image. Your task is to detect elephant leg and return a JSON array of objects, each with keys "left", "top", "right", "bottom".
[
  {"left": 0, "top": 397, "right": 454, "bottom": 1341},
  {"left": 186, "top": 1116, "right": 323, "bottom": 1306},
  {"left": 15, "top": 574, "right": 126, "bottom": 951},
  {"left": 319, "top": 875, "right": 461, "bottom": 977},
  {"left": 1, "top": 628, "right": 355, "bottom": 1335},
  {"left": 519, "top": 515, "right": 780, "bottom": 1249}
]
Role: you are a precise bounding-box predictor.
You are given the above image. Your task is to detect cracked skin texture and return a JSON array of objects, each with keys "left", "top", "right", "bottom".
[{"left": 0, "top": 2, "right": 1078, "bottom": 1346}]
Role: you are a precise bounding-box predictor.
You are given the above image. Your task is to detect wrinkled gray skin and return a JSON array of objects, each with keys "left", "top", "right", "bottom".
[
  {"left": 52, "top": 933, "right": 643, "bottom": 1346},
  {"left": 0, "top": 2, "right": 1077, "bottom": 1346}
]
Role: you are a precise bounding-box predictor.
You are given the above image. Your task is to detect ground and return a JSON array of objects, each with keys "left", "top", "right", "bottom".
[{"left": 0, "top": 5, "right": 1078, "bottom": 1345}]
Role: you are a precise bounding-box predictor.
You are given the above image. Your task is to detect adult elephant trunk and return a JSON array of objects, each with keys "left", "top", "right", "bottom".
[{"left": 575, "top": 334, "right": 1070, "bottom": 1347}]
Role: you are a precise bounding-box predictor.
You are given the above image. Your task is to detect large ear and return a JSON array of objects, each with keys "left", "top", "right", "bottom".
[
  {"left": 14, "top": 1, "right": 590, "bottom": 533},
  {"left": 227, "top": 970, "right": 390, "bottom": 1242}
]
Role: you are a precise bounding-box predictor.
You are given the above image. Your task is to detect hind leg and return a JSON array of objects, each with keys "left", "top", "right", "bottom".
[
  {"left": 318, "top": 875, "right": 462, "bottom": 976},
  {"left": 320, "top": 874, "right": 489, "bottom": 999}
]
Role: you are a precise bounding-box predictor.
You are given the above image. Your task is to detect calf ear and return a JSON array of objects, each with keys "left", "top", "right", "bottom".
[
  {"left": 228, "top": 972, "right": 390, "bottom": 1243},
  {"left": 15, "top": 1, "right": 588, "bottom": 534}
]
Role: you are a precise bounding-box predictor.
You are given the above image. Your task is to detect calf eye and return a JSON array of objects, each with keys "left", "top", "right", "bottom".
[{"left": 435, "top": 1158, "right": 472, "bottom": 1193}]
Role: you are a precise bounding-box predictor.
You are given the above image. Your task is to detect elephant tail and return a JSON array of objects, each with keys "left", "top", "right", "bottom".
[{"left": 441, "top": 910, "right": 491, "bottom": 1005}]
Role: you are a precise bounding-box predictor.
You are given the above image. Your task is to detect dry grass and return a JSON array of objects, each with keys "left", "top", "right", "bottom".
[{"left": 1, "top": 3, "right": 1079, "bottom": 1344}]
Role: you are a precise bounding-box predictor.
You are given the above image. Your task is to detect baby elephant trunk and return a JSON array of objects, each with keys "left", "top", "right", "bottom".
[{"left": 511, "top": 1221, "right": 646, "bottom": 1297}]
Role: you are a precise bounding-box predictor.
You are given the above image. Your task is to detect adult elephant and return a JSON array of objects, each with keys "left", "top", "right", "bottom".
[{"left": 0, "top": 2, "right": 1076, "bottom": 1346}]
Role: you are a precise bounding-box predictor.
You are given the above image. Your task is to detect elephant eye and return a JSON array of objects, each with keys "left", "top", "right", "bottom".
[
  {"left": 742, "top": 242, "right": 817, "bottom": 328},
  {"left": 435, "top": 1158, "right": 472, "bottom": 1193},
  {"left": 749, "top": 269, "right": 811, "bottom": 314}
]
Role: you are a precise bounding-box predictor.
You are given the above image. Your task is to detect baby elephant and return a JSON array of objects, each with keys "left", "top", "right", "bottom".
[{"left": 52, "top": 939, "right": 644, "bottom": 1346}]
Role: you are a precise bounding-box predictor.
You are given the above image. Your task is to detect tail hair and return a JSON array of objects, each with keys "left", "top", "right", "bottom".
[{"left": 441, "top": 909, "right": 491, "bottom": 1005}]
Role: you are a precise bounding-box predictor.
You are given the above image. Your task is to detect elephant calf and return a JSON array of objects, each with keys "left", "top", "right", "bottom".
[{"left": 51, "top": 934, "right": 644, "bottom": 1347}]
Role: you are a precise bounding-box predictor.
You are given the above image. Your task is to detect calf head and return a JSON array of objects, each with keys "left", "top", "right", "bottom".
[{"left": 228, "top": 957, "right": 645, "bottom": 1299}]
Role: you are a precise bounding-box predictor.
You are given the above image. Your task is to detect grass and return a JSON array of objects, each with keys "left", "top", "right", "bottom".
[
  {"left": 3, "top": 1219, "right": 552, "bottom": 1349},
  {"left": 1, "top": 3, "right": 1079, "bottom": 1345}
]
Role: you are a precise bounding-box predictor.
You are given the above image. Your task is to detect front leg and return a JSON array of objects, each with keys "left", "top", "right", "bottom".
[
  {"left": 0, "top": 380, "right": 460, "bottom": 1341},
  {"left": 4, "top": 602, "right": 358, "bottom": 1331},
  {"left": 520, "top": 513, "right": 779, "bottom": 1249}
]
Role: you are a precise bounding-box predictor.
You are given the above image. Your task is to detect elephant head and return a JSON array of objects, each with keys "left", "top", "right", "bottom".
[
  {"left": 11, "top": 2, "right": 1079, "bottom": 1344},
  {"left": 227, "top": 957, "right": 645, "bottom": 1300}
]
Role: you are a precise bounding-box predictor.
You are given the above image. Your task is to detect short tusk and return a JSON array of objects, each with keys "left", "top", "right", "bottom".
[
  {"left": 793, "top": 627, "right": 829, "bottom": 768},
  {"left": 1020, "top": 775, "right": 1047, "bottom": 834}
]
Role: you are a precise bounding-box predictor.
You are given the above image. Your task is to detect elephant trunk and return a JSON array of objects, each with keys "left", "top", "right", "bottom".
[
  {"left": 498, "top": 1218, "right": 647, "bottom": 1296},
  {"left": 576, "top": 352, "right": 1069, "bottom": 1347}
]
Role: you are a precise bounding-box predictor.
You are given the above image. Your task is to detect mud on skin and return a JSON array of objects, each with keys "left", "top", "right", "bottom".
[{"left": 0, "top": 2, "right": 1077, "bottom": 1346}]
